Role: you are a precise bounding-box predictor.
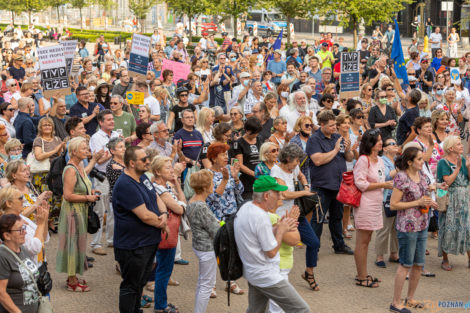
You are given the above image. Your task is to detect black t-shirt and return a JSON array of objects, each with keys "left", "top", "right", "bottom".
[
  {"left": 8, "top": 66, "right": 25, "bottom": 81},
  {"left": 112, "top": 172, "right": 162, "bottom": 249},
  {"left": 368, "top": 69, "right": 380, "bottom": 89},
  {"left": 231, "top": 136, "right": 261, "bottom": 194},
  {"left": 360, "top": 50, "right": 370, "bottom": 62},
  {"left": 171, "top": 104, "right": 196, "bottom": 133},
  {"left": 416, "top": 69, "right": 433, "bottom": 93},
  {"left": 258, "top": 118, "right": 273, "bottom": 143}
]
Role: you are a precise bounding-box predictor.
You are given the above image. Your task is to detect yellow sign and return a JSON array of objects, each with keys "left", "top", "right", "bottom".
[{"left": 126, "top": 91, "right": 145, "bottom": 105}]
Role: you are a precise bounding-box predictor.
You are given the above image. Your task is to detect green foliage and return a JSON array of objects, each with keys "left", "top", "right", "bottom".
[
  {"left": 128, "top": 0, "right": 159, "bottom": 20},
  {"left": 212, "top": 0, "right": 258, "bottom": 38},
  {"left": 316, "top": 0, "right": 414, "bottom": 46}
]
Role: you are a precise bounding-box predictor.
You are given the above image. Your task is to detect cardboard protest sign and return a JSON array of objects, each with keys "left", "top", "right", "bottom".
[
  {"left": 129, "top": 34, "right": 151, "bottom": 79},
  {"left": 161, "top": 59, "right": 191, "bottom": 84},
  {"left": 126, "top": 91, "right": 145, "bottom": 105},
  {"left": 340, "top": 51, "right": 360, "bottom": 99},
  {"left": 450, "top": 67, "right": 460, "bottom": 84},
  {"left": 59, "top": 39, "right": 78, "bottom": 76},
  {"left": 37, "top": 45, "right": 71, "bottom": 98}
]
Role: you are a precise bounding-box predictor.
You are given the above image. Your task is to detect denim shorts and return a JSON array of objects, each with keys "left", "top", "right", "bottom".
[{"left": 397, "top": 230, "right": 428, "bottom": 267}]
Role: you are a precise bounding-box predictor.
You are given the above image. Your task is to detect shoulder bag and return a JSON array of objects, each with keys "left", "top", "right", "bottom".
[
  {"left": 27, "top": 139, "right": 51, "bottom": 174},
  {"left": 293, "top": 180, "right": 323, "bottom": 223},
  {"left": 1, "top": 245, "right": 53, "bottom": 313},
  {"left": 69, "top": 165, "right": 100, "bottom": 234},
  {"left": 336, "top": 156, "right": 369, "bottom": 208}
]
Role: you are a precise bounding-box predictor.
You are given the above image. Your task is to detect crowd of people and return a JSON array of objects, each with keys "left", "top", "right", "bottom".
[{"left": 0, "top": 21, "right": 468, "bottom": 313}]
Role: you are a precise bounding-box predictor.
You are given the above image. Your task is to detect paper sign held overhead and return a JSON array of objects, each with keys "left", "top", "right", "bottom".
[
  {"left": 59, "top": 39, "right": 78, "bottom": 76},
  {"left": 37, "top": 45, "right": 71, "bottom": 98},
  {"left": 129, "top": 34, "right": 151, "bottom": 79},
  {"left": 160, "top": 59, "right": 191, "bottom": 84},
  {"left": 340, "top": 51, "right": 360, "bottom": 99},
  {"left": 126, "top": 91, "right": 145, "bottom": 105}
]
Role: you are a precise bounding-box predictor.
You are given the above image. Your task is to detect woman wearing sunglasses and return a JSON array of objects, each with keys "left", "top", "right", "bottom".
[
  {"left": 368, "top": 89, "right": 398, "bottom": 141},
  {"left": 0, "top": 214, "right": 42, "bottom": 313},
  {"left": 254, "top": 142, "right": 279, "bottom": 178},
  {"left": 290, "top": 116, "right": 316, "bottom": 183},
  {"left": 0, "top": 102, "right": 16, "bottom": 139}
]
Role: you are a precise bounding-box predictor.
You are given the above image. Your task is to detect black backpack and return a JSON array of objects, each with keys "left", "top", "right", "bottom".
[
  {"left": 46, "top": 152, "right": 67, "bottom": 196},
  {"left": 213, "top": 212, "right": 243, "bottom": 306}
]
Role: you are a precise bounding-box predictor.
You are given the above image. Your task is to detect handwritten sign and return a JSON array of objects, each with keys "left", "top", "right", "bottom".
[
  {"left": 126, "top": 91, "right": 145, "bottom": 105},
  {"left": 59, "top": 39, "right": 78, "bottom": 76},
  {"left": 161, "top": 59, "right": 191, "bottom": 84},
  {"left": 37, "top": 45, "right": 71, "bottom": 98},
  {"left": 129, "top": 34, "right": 151, "bottom": 78},
  {"left": 340, "top": 51, "right": 360, "bottom": 98}
]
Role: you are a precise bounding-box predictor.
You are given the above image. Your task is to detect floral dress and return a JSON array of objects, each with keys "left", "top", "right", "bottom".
[
  {"left": 436, "top": 157, "right": 470, "bottom": 256},
  {"left": 393, "top": 171, "right": 429, "bottom": 233},
  {"left": 206, "top": 165, "right": 244, "bottom": 221}
]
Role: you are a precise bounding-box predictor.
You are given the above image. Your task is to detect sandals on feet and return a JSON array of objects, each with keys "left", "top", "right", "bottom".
[
  {"left": 355, "top": 276, "right": 379, "bottom": 288},
  {"left": 140, "top": 298, "right": 150, "bottom": 308},
  {"left": 210, "top": 287, "right": 217, "bottom": 298},
  {"left": 355, "top": 275, "right": 381, "bottom": 283},
  {"left": 343, "top": 230, "right": 352, "bottom": 239},
  {"left": 67, "top": 280, "right": 90, "bottom": 292},
  {"left": 441, "top": 261, "right": 453, "bottom": 271},
  {"left": 225, "top": 282, "right": 244, "bottom": 295},
  {"left": 301, "top": 271, "right": 320, "bottom": 291}
]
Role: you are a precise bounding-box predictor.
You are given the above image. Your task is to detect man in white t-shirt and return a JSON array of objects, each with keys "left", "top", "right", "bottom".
[
  {"left": 199, "top": 32, "right": 208, "bottom": 51},
  {"left": 429, "top": 27, "right": 443, "bottom": 58},
  {"left": 234, "top": 176, "right": 310, "bottom": 313},
  {"left": 135, "top": 80, "right": 160, "bottom": 122}
]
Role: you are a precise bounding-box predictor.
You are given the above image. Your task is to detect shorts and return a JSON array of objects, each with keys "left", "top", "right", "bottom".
[{"left": 397, "top": 229, "right": 427, "bottom": 267}]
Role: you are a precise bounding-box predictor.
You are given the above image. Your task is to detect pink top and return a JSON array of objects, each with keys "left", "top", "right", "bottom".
[{"left": 353, "top": 155, "right": 385, "bottom": 230}]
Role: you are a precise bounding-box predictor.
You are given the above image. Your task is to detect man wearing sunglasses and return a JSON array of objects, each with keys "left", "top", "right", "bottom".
[
  {"left": 113, "top": 146, "right": 168, "bottom": 313},
  {"left": 416, "top": 58, "right": 433, "bottom": 93}
]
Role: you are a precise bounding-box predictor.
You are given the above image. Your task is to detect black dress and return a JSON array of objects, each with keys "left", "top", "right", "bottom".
[{"left": 368, "top": 104, "right": 397, "bottom": 140}]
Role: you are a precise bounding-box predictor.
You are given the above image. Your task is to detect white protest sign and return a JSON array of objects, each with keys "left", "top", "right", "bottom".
[
  {"left": 60, "top": 39, "right": 78, "bottom": 76},
  {"left": 37, "top": 45, "right": 71, "bottom": 98},
  {"left": 129, "top": 34, "right": 151, "bottom": 78}
]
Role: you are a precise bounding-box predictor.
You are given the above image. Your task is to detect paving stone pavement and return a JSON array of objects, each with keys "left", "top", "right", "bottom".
[{"left": 47, "top": 224, "right": 469, "bottom": 313}]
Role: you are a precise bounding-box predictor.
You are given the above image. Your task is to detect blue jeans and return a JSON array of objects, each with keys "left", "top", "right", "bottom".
[
  {"left": 115, "top": 244, "right": 159, "bottom": 313},
  {"left": 297, "top": 216, "right": 320, "bottom": 268},
  {"left": 154, "top": 248, "right": 176, "bottom": 310},
  {"left": 311, "top": 187, "right": 345, "bottom": 250},
  {"left": 397, "top": 230, "right": 428, "bottom": 267}
]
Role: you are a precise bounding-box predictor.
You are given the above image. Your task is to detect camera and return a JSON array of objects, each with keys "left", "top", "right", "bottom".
[{"left": 89, "top": 168, "right": 106, "bottom": 182}]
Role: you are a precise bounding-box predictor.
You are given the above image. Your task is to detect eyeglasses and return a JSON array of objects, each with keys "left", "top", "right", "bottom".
[
  {"left": 384, "top": 142, "right": 397, "bottom": 147},
  {"left": 7, "top": 108, "right": 15, "bottom": 112},
  {"left": 379, "top": 96, "right": 387, "bottom": 99},
  {"left": 366, "top": 88, "right": 372, "bottom": 91},
  {"left": 138, "top": 155, "right": 149, "bottom": 162},
  {"left": 421, "top": 60, "right": 429, "bottom": 64},
  {"left": 445, "top": 73, "right": 450, "bottom": 77},
  {"left": 303, "top": 124, "right": 314, "bottom": 128},
  {"left": 230, "top": 113, "right": 239, "bottom": 116},
  {"left": 179, "top": 94, "right": 189, "bottom": 97},
  {"left": 251, "top": 110, "right": 260, "bottom": 113},
  {"left": 355, "top": 116, "right": 364, "bottom": 119},
  {"left": 386, "top": 88, "right": 394, "bottom": 91},
  {"left": 158, "top": 129, "right": 169, "bottom": 133},
  {"left": 10, "top": 225, "right": 26, "bottom": 234},
  {"left": 270, "top": 148, "right": 279, "bottom": 153},
  {"left": 324, "top": 99, "right": 333, "bottom": 103},
  {"left": 110, "top": 101, "right": 120, "bottom": 104}
]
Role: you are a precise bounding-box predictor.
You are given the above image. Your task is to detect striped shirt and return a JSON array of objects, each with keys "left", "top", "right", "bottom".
[{"left": 173, "top": 128, "right": 203, "bottom": 161}]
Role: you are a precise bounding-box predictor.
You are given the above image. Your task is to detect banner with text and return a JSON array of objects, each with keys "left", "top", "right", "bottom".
[
  {"left": 59, "top": 39, "right": 78, "bottom": 76},
  {"left": 129, "top": 34, "right": 151, "bottom": 78},
  {"left": 340, "top": 51, "right": 360, "bottom": 98},
  {"left": 161, "top": 59, "right": 191, "bottom": 84},
  {"left": 37, "top": 45, "right": 71, "bottom": 98}
]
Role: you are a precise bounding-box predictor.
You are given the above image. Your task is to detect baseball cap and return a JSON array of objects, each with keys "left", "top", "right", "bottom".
[
  {"left": 253, "top": 176, "right": 288, "bottom": 193},
  {"left": 321, "top": 42, "right": 329, "bottom": 47}
]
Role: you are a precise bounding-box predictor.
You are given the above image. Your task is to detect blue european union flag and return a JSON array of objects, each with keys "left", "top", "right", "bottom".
[
  {"left": 265, "top": 29, "right": 283, "bottom": 64},
  {"left": 390, "top": 20, "right": 409, "bottom": 85}
]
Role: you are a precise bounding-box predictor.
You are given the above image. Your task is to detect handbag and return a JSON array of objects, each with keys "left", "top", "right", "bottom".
[
  {"left": 383, "top": 192, "right": 396, "bottom": 217},
  {"left": 293, "top": 180, "right": 323, "bottom": 222},
  {"left": 159, "top": 209, "right": 181, "bottom": 249},
  {"left": 336, "top": 156, "right": 369, "bottom": 208},
  {"left": 26, "top": 139, "right": 51, "bottom": 174},
  {"left": 70, "top": 165, "right": 101, "bottom": 234},
  {"left": 436, "top": 191, "right": 448, "bottom": 212},
  {"left": 1, "top": 245, "right": 54, "bottom": 313}
]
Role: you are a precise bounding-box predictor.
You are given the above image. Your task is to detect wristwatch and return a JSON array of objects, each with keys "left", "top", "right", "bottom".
[{"left": 161, "top": 211, "right": 169, "bottom": 216}]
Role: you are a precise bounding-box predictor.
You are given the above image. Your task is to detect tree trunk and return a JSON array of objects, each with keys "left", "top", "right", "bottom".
[
  {"left": 79, "top": 7, "right": 83, "bottom": 30},
  {"left": 28, "top": 10, "right": 32, "bottom": 25},
  {"left": 10, "top": 11, "right": 15, "bottom": 25},
  {"left": 233, "top": 15, "right": 237, "bottom": 39},
  {"left": 188, "top": 14, "right": 192, "bottom": 43},
  {"left": 104, "top": 10, "right": 107, "bottom": 31},
  {"left": 352, "top": 16, "right": 358, "bottom": 49},
  {"left": 56, "top": 6, "right": 60, "bottom": 25}
]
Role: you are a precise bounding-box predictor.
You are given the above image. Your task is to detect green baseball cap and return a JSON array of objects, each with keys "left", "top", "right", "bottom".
[{"left": 253, "top": 175, "right": 288, "bottom": 193}]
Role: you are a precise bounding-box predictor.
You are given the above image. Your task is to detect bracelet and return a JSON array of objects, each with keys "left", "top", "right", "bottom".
[{"left": 161, "top": 211, "right": 169, "bottom": 216}]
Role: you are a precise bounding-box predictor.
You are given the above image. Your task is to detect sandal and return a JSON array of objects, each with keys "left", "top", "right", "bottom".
[
  {"left": 142, "top": 295, "right": 153, "bottom": 303},
  {"left": 355, "top": 276, "right": 379, "bottom": 288},
  {"left": 343, "top": 230, "right": 352, "bottom": 239},
  {"left": 441, "top": 261, "right": 453, "bottom": 271},
  {"left": 355, "top": 275, "right": 381, "bottom": 283},
  {"left": 140, "top": 298, "right": 150, "bottom": 308},
  {"left": 210, "top": 287, "right": 217, "bottom": 298},
  {"left": 67, "top": 280, "right": 90, "bottom": 292},
  {"left": 301, "top": 271, "right": 320, "bottom": 291},
  {"left": 154, "top": 306, "right": 178, "bottom": 313},
  {"left": 347, "top": 224, "right": 355, "bottom": 231},
  {"left": 225, "top": 282, "right": 244, "bottom": 295},
  {"left": 421, "top": 271, "right": 436, "bottom": 277},
  {"left": 168, "top": 278, "right": 180, "bottom": 286}
]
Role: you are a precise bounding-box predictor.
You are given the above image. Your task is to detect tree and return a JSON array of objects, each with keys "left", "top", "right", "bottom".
[
  {"left": 70, "top": 0, "right": 89, "bottom": 30},
  {"left": 128, "top": 0, "right": 159, "bottom": 33},
  {"left": 168, "top": 0, "right": 209, "bottom": 42},
  {"left": 214, "top": 0, "right": 258, "bottom": 39},
  {"left": 49, "top": 0, "right": 68, "bottom": 25},
  {"left": 265, "top": 0, "right": 315, "bottom": 44},
  {"left": 316, "top": 0, "right": 413, "bottom": 47},
  {"left": 0, "top": 0, "right": 22, "bottom": 24},
  {"left": 12, "top": 0, "right": 45, "bottom": 24}
]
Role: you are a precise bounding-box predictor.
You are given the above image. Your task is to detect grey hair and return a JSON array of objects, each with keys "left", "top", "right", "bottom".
[
  {"left": 213, "top": 106, "right": 224, "bottom": 118},
  {"left": 301, "top": 85, "right": 312, "bottom": 94},
  {"left": 278, "top": 144, "right": 305, "bottom": 164},
  {"left": 288, "top": 90, "right": 308, "bottom": 112},
  {"left": 150, "top": 121, "right": 166, "bottom": 134},
  {"left": 252, "top": 191, "right": 268, "bottom": 202},
  {"left": 107, "top": 137, "right": 125, "bottom": 152},
  {"left": 111, "top": 94, "right": 124, "bottom": 103}
]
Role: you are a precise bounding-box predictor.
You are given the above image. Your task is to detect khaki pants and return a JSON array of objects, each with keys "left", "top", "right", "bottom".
[{"left": 375, "top": 209, "right": 398, "bottom": 256}]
